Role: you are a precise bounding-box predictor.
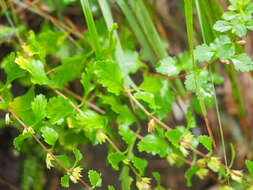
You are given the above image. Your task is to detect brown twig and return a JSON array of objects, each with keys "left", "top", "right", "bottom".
[
  {"left": 8, "top": 109, "right": 91, "bottom": 189},
  {"left": 141, "top": 68, "right": 186, "bottom": 81},
  {"left": 51, "top": 87, "right": 84, "bottom": 115},
  {"left": 20, "top": 0, "right": 83, "bottom": 39},
  {"left": 0, "top": 96, "right": 91, "bottom": 189},
  {"left": 62, "top": 87, "right": 106, "bottom": 114},
  {"left": 126, "top": 89, "right": 171, "bottom": 130}
]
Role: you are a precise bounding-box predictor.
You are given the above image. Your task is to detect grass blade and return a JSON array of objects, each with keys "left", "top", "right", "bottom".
[
  {"left": 184, "top": 0, "right": 217, "bottom": 149},
  {"left": 80, "top": 0, "right": 102, "bottom": 56}
]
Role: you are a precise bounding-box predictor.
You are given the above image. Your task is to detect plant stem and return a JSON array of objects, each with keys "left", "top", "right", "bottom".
[
  {"left": 5, "top": 106, "right": 92, "bottom": 190},
  {"left": 184, "top": 0, "right": 216, "bottom": 150},
  {"left": 126, "top": 89, "right": 171, "bottom": 130}
]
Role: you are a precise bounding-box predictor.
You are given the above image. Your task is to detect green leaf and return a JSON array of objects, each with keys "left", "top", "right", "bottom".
[
  {"left": 31, "top": 94, "right": 47, "bottom": 122},
  {"left": 222, "top": 12, "right": 237, "bottom": 20},
  {"left": 213, "top": 35, "right": 235, "bottom": 60},
  {"left": 184, "top": 165, "right": 199, "bottom": 187},
  {"left": 234, "top": 24, "right": 247, "bottom": 37},
  {"left": 13, "top": 133, "right": 32, "bottom": 150},
  {"left": 231, "top": 53, "right": 253, "bottom": 72},
  {"left": 246, "top": 20, "right": 253, "bottom": 30},
  {"left": 138, "top": 133, "right": 171, "bottom": 157},
  {"left": 26, "top": 30, "right": 46, "bottom": 59},
  {"left": 139, "top": 74, "right": 163, "bottom": 93},
  {"left": 81, "top": 72, "right": 95, "bottom": 98},
  {"left": 194, "top": 44, "right": 214, "bottom": 62},
  {"left": 88, "top": 170, "right": 102, "bottom": 188},
  {"left": 229, "top": 143, "right": 236, "bottom": 168},
  {"left": 184, "top": 69, "right": 209, "bottom": 92},
  {"left": 186, "top": 107, "right": 196, "bottom": 129},
  {"left": 60, "top": 0, "right": 77, "bottom": 5},
  {"left": 100, "top": 95, "right": 135, "bottom": 125},
  {"left": 1, "top": 53, "right": 26, "bottom": 84},
  {"left": 165, "top": 129, "right": 183, "bottom": 147},
  {"left": 118, "top": 124, "right": 135, "bottom": 145},
  {"left": 108, "top": 152, "right": 126, "bottom": 170},
  {"left": 156, "top": 57, "right": 180, "bottom": 76},
  {"left": 52, "top": 56, "right": 84, "bottom": 88},
  {"left": 40, "top": 126, "right": 59, "bottom": 146},
  {"left": 56, "top": 154, "right": 71, "bottom": 168},
  {"left": 134, "top": 91, "right": 158, "bottom": 110},
  {"left": 198, "top": 135, "right": 212, "bottom": 153},
  {"left": 131, "top": 156, "right": 147, "bottom": 176},
  {"left": 73, "top": 148, "right": 83, "bottom": 167},
  {"left": 9, "top": 87, "right": 36, "bottom": 125},
  {"left": 38, "top": 30, "right": 67, "bottom": 55},
  {"left": 108, "top": 185, "right": 116, "bottom": 190},
  {"left": 93, "top": 60, "right": 123, "bottom": 95},
  {"left": 60, "top": 174, "right": 70, "bottom": 188},
  {"left": 152, "top": 172, "right": 161, "bottom": 184},
  {"left": 0, "top": 26, "right": 16, "bottom": 38},
  {"left": 46, "top": 96, "right": 73, "bottom": 124},
  {"left": 123, "top": 51, "right": 143, "bottom": 74},
  {"left": 213, "top": 20, "right": 232, "bottom": 32},
  {"left": 15, "top": 56, "right": 49, "bottom": 85},
  {"left": 120, "top": 166, "right": 133, "bottom": 190},
  {"left": 246, "top": 160, "right": 253, "bottom": 179}
]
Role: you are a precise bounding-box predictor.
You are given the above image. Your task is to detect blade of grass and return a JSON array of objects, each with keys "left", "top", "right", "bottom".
[
  {"left": 97, "top": 0, "right": 138, "bottom": 90},
  {"left": 184, "top": 0, "right": 217, "bottom": 150},
  {"left": 195, "top": 0, "right": 229, "bottom": 176},
  {"left": 116, "top": 0, "right": 156, "bottom": 63},
  {"left": 80, "top": 0, "right": 102, "bottom": 56},
  {"left": 124, "top": 0, "right": 187, "bottom": 98},
  {"left": 128, "top": 0, "right": 167, "bottom": 59},
  {"left": 197, "top": 0, "right": 248, "bottom": 140}
]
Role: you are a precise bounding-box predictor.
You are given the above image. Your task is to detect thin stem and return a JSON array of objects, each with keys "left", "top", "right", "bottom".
[
  {"left": 22, "top": 0, "right": 83, "bottom": 38},
  {"left": 126, "top": 89, "right": 171, "bottom": 130},
  {"left": 51, "top": 87, "right": 84, "bottom": 115},
  {"left": 105, "top": 136, "right": 122, "bottom": 153},
  {"left": 184, "top": 0, "right": 216, "bottom": 150},
  {"left": 62, "top": 87, "right": 106, "bottom": 114},
  {"left": 6, "top": 107, "right": 92, "bottom": 189}
]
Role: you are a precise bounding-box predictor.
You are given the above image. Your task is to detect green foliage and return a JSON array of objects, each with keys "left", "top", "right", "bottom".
[
  {"left": 184, "top": 165, "right": 199, "bottom": 187},
  {"left": 92, "top": 59, "right": 123, "bottom": 95},
  {"left": 40, "top": 126, "right": 59, "bottom": 146},
  {"left": 198, "top": 135, "right": 213, "bottom": 153},
  {"left": 61, "top": 174, "right": 70, "bottom": 188},
  {"left": 156, "top": 56, "right": 181, "bottom": 76},
  {"left": 214, "top": 0, "right": 253, "bottom": 37},
  {"left": 131, "top": 156, "right": 148, "bottom": 176},
  {"left": 108, "top": 152, "right": 126, "bottom": 170},
  {"left": 138, "top": 133, "right": 171, "bottom": 157},
  {"left": 246, "top": 160, "right": 253, "bottom": 179},
  {"left": 88, "top": 170, "right": 102, "bottom": 188},
  {"left": 46, "top": 96, "right": 73, "bottom": 124}
]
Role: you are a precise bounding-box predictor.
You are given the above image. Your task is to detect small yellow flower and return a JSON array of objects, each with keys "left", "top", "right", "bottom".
[
  {"left": 23, "top": 127, "right": 35, "bottom": 135},
  {"left": 166, "top": 153, "right": 178, "bottom": 166},
  {"left": 148, "top": 119, "right": 156, "bottom": 132},
  {"left": 5, "top": 113, "right": 11, "bottom": 125},
  {"left": 136, "top": 177, "right": 151, "bottom": 190},
  {"left": 70, "top": 166, "right": 83, "bottom": 183},
  {"left": 96, "top": 131, "right": 107, "bottom": 144},
  {"left": 46, "top": 153, "right": 54, "bottom": 169}
]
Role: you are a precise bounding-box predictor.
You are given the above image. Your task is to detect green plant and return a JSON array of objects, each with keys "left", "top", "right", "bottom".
[{"left": 1, "top": 0, "right": 253, "bottom": 189}]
